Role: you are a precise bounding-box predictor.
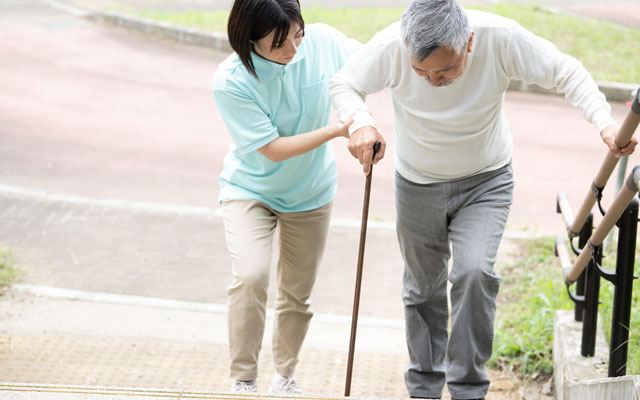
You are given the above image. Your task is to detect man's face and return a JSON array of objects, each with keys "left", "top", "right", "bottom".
[{"left": 409, "top": 33, "right": 474, "bottom": 87}]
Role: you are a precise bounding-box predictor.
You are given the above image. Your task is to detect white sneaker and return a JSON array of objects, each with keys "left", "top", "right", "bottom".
[
  {"left": 268, "top": 373, "right": 303, "bottom": 395},
  {"left": 230, "top": 380, "right": 258, "bottom": 394}
]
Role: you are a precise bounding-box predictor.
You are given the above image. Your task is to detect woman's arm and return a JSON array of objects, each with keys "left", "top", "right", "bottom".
[{"left": 258, "top": 120, "right": 353, "bottom": 162}]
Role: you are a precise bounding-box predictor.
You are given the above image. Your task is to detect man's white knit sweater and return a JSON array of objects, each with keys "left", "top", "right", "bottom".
[{"left": 329, "top": 10, "right": 616, "bottom": 184}]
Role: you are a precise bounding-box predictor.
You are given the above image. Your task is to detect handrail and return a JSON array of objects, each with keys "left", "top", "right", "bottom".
[
  {"left": 555, "top": 235, "right": 573, "bottom": 279},
  {"left": 557, "top": 191, "right": 574, "bottom": 233},
  {"left": 566, "top": 166, "right": 640, "bottom": 284},
  {"left": 569, "top": 88, "right": 640, "bottom": 237}
]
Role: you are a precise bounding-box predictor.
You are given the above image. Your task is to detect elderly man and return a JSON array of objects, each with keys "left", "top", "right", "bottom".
[{"left": 329, "top": 0, "right": 635, "bottom": 399}]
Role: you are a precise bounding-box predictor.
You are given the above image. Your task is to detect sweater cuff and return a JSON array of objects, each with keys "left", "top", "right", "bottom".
[
  {"left": 592, "top": 108, "right": 617, "bottom": 134},
  {"left": 348, "top": 111, "right": 377, "bottom": 135}
]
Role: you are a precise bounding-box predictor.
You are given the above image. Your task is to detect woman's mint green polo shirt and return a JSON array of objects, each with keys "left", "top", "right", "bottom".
[{"left": 212, "top": 24, "right": 360, "bottom": 212}]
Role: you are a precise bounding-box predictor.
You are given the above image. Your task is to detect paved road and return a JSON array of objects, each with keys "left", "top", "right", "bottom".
[
  {"left": 3, "top": 0, "right": 640, "bottom": 316},
  {"left": 1, "top": 0, "right": 638, "bottom": 303},
  {"left": 0, "top": 1, "right": 638, "bottom": 398},
  {"left": 2, "top": 0, "right": 638, "bottom": 231}
]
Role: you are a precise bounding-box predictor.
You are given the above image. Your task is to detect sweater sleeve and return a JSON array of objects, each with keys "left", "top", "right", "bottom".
[
  {"left": 329, "top": 28, "right": 396, "bottom": 134},
  {"left": 504, "top": 24, "right": 616, "bottom": 133}
]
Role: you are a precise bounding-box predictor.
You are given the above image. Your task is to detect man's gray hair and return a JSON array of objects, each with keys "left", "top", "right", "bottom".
[{"left": 401, "top": 0, "right": 471, "bottom": 61}]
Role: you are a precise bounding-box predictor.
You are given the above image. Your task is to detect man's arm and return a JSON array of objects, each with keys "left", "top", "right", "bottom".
[
  {"left": 329, "top": 25, "right": 399, "bottom": 174},
  {"left": 504, "top": 24, "right": 637, "bottom": 156}
]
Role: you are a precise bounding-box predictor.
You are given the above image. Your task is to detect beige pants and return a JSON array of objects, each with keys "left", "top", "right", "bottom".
[{"left": 222, "top": 199, "right": 333, "bottom": 381}]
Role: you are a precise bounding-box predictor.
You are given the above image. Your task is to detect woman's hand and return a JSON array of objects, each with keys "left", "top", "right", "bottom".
[
  {"left": 258, "top": 119, "right": 355, "bottom": 162},
  {"left": 332, "top": 119, "right": 354, "bottom": 139}
]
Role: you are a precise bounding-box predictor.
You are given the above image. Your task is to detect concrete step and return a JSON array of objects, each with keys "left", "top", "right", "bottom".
[
  {"left": 0, "top": 286, "right": 522, "bottom": 400},
  {"left": 0, "top": 382, "right": 313, "bottom": 400}
]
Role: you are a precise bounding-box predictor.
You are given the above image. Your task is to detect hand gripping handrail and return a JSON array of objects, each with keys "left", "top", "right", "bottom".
[
  {"left": 569, "top": 88, "right": 640, "bottom": 237},
  {"left": 566, "top": 165, "right": 640, "bottom": 284}
]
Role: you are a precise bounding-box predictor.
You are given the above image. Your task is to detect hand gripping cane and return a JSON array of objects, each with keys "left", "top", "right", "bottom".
[{"left": 344, "top": 141, "right": 381, "bottom": 397}]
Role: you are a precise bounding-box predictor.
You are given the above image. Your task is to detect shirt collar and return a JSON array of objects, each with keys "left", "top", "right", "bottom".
[{"left": 251, "top": 41, "right": 306, "bottom": 81}]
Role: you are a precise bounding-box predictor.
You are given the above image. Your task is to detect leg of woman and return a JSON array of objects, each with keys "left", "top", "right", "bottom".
[
  {"left": 223, "top": 199, "right": 278, "bottom": 381},
  {"left": 272, "top": 202, "right": 333, "bottom": 378}
]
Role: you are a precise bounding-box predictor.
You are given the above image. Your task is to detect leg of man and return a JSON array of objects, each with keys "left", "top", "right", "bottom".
[
  {"left": 272, "top": 202, "right": 333, "bottom": 378},
  {"left": 223, "top": 199, "right": 278, "bottom": 381},
  {"left": 445, "top": 165, "right": 514, "bottom": 399},
  {"left": 396, "top": 172, "right": 451, "bottom": 399}
]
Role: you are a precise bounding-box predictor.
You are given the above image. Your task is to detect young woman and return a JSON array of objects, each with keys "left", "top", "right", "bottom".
[{"left": 212, "top": 0, "right": 360, "bottom": 394}]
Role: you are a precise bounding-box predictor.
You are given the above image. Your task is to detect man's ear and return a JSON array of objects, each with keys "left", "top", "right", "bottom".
[{"left": 467, "top": 32, "right": 474, "bottom": 53}]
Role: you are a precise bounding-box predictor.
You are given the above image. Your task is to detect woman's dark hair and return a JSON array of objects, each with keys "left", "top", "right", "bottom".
[{"left": 228, "top": 0, "right": 305, "bottom": 78}]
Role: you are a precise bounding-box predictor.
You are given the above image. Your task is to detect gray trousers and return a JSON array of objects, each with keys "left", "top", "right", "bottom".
[{"left": 396, "top": 164, "right": 514, "bottom": 399}]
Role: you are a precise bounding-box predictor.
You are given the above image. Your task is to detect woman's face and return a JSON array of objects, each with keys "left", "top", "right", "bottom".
[{"left": 253, "top": 23, "right": 303, "bottom": 65}]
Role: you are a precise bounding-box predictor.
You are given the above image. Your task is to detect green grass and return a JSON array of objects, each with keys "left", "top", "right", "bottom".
[
  {"left": 134, "top": 7, "right": 405, "bottom": 43},
  {"left": 469, "top": 4, "right": 640, "bottom": 83},
  {"left": 301, "top": 7, "right": 403, "bottom": 43},
  {"left": 0, "top": 249, "right": 19, "bottom": 294},
  {"left": 492, "top": 236, "right": 640, "bottom": 379},
  {"left": 490, "top": 237, "right": 574, "bottom": 379},
  {"left": 137, "top": 9, "right": 231, "bottom": 34},
  {"left": 133, "top": 4, "right": 640, "bottom": 83}
]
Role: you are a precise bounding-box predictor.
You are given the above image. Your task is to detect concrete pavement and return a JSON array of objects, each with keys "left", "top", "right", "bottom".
[{"left": 1, "top": 0, "right": 639, "bottom": 399}]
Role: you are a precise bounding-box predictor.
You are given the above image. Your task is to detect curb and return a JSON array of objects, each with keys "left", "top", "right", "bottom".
[
  {"left": 508, "top": 80, "right": 638, "bottom": 104},
  {"left": 553, "top": 310, "right": 640, "bottom": 400},
  {"left": 86, "top": 10, "right": 638, "bottom": 103},
  {"left": 0, "top": 182, "right": 552, "bottom": 239},
  {"left": 88, "top": 11, "right": 232, "bottom": 51}
]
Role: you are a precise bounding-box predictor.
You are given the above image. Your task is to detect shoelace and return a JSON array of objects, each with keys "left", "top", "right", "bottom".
[
  {"left": 235, "top": 381, "right": 256, "bottom": 392},
  {"left": 280, "top": 378, "right": 302, "bottom": 394}
]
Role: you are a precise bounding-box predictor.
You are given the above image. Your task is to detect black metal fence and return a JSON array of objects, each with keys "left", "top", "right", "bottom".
[
  {"left": 554, "top": 87, "right": 640, "bottom": 377},
  {"left": 556, "top": 196, "right": 637, "bottom": 376}
]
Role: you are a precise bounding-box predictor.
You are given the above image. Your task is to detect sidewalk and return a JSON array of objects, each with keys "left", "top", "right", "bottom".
[
  {"left": 0, "top": 0, "right": 637, "bottom": 399},
  {"left": 0, "top": 173, "right": 523, "bottom": 400},
  {"left": 0, "top": 187, "right": 523, "bottom": 399},
  {"left": 0, "top": 284, "right": 411, "bottom": 397}
]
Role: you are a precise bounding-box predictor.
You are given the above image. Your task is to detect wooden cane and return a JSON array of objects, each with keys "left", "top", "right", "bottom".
[
  {"left": 345, "top": 141, "right": 381, "bottom": 397},
  {"left": 569, "top": 88, "right": 640, "bottom": 237}
]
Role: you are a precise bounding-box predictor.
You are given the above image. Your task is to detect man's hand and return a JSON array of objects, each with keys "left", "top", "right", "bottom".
[
  {"left": 348, "top": 126, "right": 386, "bottom": 175},
  {"left": 601, "top": 124, "right": 638, "bottom": 158}
]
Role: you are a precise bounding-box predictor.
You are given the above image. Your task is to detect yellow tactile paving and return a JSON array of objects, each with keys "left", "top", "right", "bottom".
[{"left": 0, "top": 334, "right": 413, "bottom": 398}]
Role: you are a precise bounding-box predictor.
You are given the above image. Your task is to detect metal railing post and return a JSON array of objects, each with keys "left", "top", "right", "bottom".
[
  {"left": 575, "top": 214, "right": 592, "bottom": 322},
  {"left": 608, "top": 197, "right": 638, "bottom": 377},
  {"left": 582, "top": 239, "right": 602, "bottom": 357}
]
